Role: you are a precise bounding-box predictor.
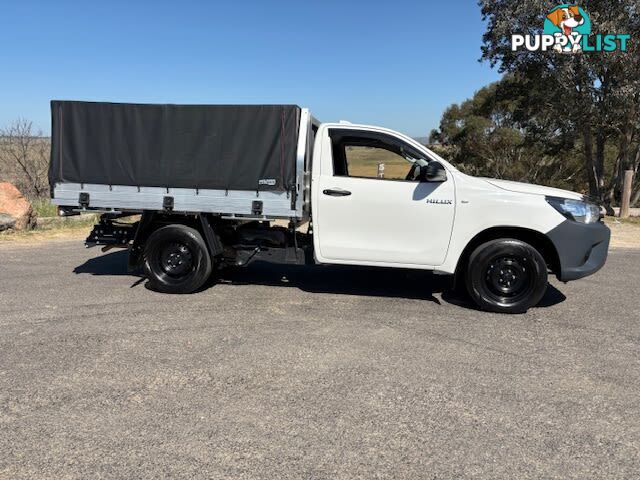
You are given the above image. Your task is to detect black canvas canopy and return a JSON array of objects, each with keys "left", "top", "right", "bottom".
[{"left": 49, "top": 101, "right": 301, "bottom": 192}]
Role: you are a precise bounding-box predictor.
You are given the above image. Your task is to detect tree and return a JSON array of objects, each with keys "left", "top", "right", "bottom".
[
  {"left": 0, "top": 119, "right": 50, "bottom": 198},
  {"left": 479, "top": 0, "right": 640, "bottom": 208},
  {"left": 430, "top": 77, "right": 585, "bottom": 191}
]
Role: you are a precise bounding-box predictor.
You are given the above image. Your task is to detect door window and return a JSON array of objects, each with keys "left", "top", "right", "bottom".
[{"left": 329, "top": 129, "right": 427, "bottom": 181}]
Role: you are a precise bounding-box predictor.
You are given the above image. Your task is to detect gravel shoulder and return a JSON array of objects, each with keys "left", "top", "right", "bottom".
[{"left": 606, "top": 218, "right": 640, "bottom": 248}]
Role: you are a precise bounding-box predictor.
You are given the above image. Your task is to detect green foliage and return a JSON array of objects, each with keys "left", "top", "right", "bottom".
[
  {"left": 31, "top": 198, "right": 58, "bottom": 217},
  {"left": 431, "top": 77, "right": 588, "bottom": 192},
  {"left": 476, "top": 0, "right": 640, "bottom": 206}
]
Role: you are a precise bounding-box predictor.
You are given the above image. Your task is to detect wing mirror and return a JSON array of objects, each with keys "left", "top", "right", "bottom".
[{"left": 420, "top": 161, "right": 447, "bottom": 182}]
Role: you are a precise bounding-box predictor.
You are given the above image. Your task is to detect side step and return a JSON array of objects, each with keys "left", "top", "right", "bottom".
[{"left": 234, "top": 246, "right": 310, "bottom": 267}]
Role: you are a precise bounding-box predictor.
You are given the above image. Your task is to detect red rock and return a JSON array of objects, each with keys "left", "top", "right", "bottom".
[{"left": 0, "top": 182, "right": 36, "bottom": 230}]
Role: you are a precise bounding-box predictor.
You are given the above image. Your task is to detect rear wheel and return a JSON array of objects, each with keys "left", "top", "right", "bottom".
[
  {"left": 465, "top": 239, "right": 548, "bottom": 314},
  {"left": 143, "top": 224, "right": 212, "bottom": 294}
]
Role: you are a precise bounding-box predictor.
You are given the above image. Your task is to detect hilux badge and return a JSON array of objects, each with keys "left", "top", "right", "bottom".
[{"left": 426, "top": 199, "right": 453, "bottom": 205}]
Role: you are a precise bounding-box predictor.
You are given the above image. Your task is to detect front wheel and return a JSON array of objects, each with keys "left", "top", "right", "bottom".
[
  {"left": 465, "top": 239, "right": 548, "bottom": 314},
  {"left": 143, "top": 224, "right": 212, "bottom": 294}
]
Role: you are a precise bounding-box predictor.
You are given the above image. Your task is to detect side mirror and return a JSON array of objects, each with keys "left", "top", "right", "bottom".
[{"left": 421, "top": 161, "right": 447, "bottom": 182}]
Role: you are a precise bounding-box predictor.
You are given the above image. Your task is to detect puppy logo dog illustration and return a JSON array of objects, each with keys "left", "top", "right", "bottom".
[
  {"left": 547, "top": 5, "right": 584, "bottom": 36},
  {"left": 544, "top": 4, "right": 590, "bottom": 52}
]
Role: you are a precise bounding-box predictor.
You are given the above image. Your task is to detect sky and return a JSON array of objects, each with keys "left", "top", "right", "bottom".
[{"left": 0, "top": 0, "right": 500, "bottom": 137}]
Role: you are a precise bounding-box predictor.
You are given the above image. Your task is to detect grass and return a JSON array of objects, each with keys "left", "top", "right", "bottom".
[
  {"left": 0, "top": 212, "right": 97, "bottom": 243},
  {"left": 32, "top": 198, "right": 58, "bottom": 217},
  {"left": 346, "top": 146, "right": 411, "bottom": 179},
  {"left": 605, "top": 215, "right": 640, "bottom": 225},
  {"left": 605, "top": 215, "right": 640, "bottom": 248},
  {"left": 0, "top": 198, "right": 138, "bottom": 243}
]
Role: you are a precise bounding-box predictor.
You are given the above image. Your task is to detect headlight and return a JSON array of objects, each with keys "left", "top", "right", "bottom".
[{"left": 545, "top": 196, "right": 601, "bottom": 224}]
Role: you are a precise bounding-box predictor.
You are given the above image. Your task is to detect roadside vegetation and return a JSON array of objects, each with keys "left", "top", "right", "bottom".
[
  {"left": 429, "top": 1, "right": 640, "bottom": 214},
  {"left": 607, "top": 216, "right": 640, "bottom": 226},
  {"left": 32, "top": 197, "right": 58, "bottom": 217},
  {"left": 0, "top": 119, "right": 49, "bottom": 198},
  {"left": 0, "top": 213, "right": 96, "bottom": 243}
]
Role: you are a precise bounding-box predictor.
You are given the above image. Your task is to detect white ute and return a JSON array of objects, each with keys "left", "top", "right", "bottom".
[{"left": 51, "top": 102, "right": 610, "bottom": 313}]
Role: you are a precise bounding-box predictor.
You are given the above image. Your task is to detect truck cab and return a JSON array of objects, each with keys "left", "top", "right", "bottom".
[{"left": 308, "top": 122, "right": 610, "bottom": 313}]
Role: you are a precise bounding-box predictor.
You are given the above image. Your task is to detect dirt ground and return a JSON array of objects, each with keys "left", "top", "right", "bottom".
[{"left": 605, "top": 218, "right": 640, "bottom": 249}]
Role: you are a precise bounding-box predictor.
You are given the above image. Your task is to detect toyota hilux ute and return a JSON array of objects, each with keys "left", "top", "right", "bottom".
[{"left": 49, "top": 101, "right": 610, "bottom": 313}]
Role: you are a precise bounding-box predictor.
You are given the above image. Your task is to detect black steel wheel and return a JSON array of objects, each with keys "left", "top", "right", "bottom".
[
  {"left": 143, "top": 224, "right": 212, "bottom": 294},
  {"left": 465, "top": 239, "right": 548, "bottom": 313}
]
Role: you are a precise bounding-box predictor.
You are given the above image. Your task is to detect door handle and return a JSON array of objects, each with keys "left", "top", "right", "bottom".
[{"left": 323, "top": 188, "right": 352, "bottom": 197}]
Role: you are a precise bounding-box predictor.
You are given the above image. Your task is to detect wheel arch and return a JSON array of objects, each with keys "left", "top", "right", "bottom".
[
  {"left": 128, "top": 212, "right": 223, "bottom": 270},
  {"left": 454, "top": 226, "right": 560, "bottom": 284}
]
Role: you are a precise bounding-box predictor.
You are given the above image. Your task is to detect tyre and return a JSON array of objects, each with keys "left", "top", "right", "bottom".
[
  {"left": 465, "top": 239, "right": 548, "bottom": 314},
  {"left": 143, "top": 224, "right": 212, "bottom": 294}
]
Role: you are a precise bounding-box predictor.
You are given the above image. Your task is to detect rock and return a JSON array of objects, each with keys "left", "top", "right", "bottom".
[
  {"left": 0, "top": 213, "right": 16, "bottom": 231},
  {"left": 0, "top": 182, "right": 37, "bottom": 230}
]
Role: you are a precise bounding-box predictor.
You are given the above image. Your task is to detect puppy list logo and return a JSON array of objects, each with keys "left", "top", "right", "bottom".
[{"left": 512, "top": 4, "right": 630, "bottom": 53}]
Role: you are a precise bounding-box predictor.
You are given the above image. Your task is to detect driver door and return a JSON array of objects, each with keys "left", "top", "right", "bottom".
[{"left": 313, "top": 128, "right": 455, "bottom": 266}]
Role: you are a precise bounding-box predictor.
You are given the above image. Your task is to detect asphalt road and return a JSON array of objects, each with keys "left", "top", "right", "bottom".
[{"left": 1, "top": 241, "right": 639, "bottom": 479}]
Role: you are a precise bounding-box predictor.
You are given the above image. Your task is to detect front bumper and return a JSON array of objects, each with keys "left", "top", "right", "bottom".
[{"left": 546, "top": 220, "right": 611, "bottom": 282}]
